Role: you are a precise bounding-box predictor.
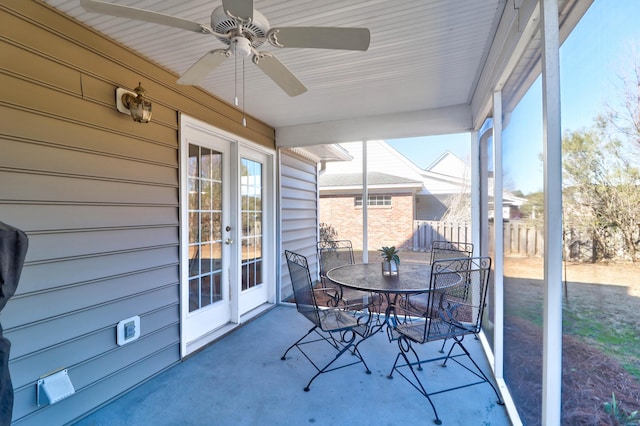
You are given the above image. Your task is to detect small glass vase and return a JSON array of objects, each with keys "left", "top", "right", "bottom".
[{"left": 381, "top": 259, "right": 399, "bottom": 276}]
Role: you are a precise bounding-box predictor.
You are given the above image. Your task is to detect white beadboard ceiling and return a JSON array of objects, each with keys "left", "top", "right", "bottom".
[{"left": 42, "top": 0, "right": 590, "bottom": 146}]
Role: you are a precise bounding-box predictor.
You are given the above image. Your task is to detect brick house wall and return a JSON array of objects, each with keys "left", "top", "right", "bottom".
[{"left": 319, "top": 192, "right": 414, "bottom": 251}]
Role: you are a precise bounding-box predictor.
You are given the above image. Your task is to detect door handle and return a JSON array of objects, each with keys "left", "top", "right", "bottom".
[{"left": 224, "top": 238, "right": 233, "bottom": 245}]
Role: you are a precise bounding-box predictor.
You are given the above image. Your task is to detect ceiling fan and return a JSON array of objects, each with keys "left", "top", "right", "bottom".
[{"left": 80, "top": 0, "right": 371, "bottom": 97}]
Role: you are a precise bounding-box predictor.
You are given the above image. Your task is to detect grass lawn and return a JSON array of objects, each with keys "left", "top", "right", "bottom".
[{"left": 504, "top": 256, "right": 640, "bottom": 425}]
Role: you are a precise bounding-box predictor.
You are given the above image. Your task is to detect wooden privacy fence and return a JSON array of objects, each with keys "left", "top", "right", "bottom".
[
  {"left": 503, "top": 221, "right": 543, "bottom": 257},
  {"left": 413, "top": 220, "right": 543, "bottom": 257},
  {"left": 413, "top": 220, "right": 635, "bottom": 261},
  {"left": 413, "top": 221, "right": 472, "bottom": 252}
]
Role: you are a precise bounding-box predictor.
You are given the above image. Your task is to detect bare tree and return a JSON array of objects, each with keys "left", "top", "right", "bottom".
[
  {"left": 440, "top": 163, "right": 471, "bottom": 223},
  {"left": 602, "top": 48, "right": 640, "bottom": 151},
  {"left": 561, "top": 47, "right": 640, "bottom": 261}
]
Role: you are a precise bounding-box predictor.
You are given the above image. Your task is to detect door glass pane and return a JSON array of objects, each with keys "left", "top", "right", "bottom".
[
  {"left": 255, "top": 259, "right": 263, "bottom": 284},
  {"left": 188, "top": 178, "right": 198, "bottom": 210},
  {"left": 201, "top": 275, "right": 212, "bottom": 306},
  {"left": 242, "top": 212, "right": 251, "bottom": 237},
  {"left": 211, "top": 152, "right": 222, "bottom": 180},
  {"left": 212, "top": 212, "right": 222, "bottom": 241},
  {"left": 240, "top": 158, "right": 263, "bottom": 291},
  {"left": 201, "top": 243, "right": 213, "bottom": 274},
  {"left": 201, "top": 212, "right": 212, "bottom": 242},
  {"left": 200, "top": 148, "right": 212, "bottom": 179},
  {"left": 212, "top": 242, "right": 222, "bottom": 271},
  {"left": 212, "top": 272, "right": 222, "bottom": 301},
  {"left": 212, "top": 182, "right": 222, "bottom": 210},
  {"left": 242, "top": 264, "right": 249, "bottom": 291},
  {"left": 188, "top": 245, "right": 200, "bottom": 276},
  {"left": 188, "top": 278, "right": 199, "bottom": 312},
  {"left": 201, "top": 181, "right": 212, "bottom": 210},
  {"left": 188, "top": 144, "right": 199, "bottom": 177},
  {"left": 188, "top": 212, "right": 199, "bottom": 244},
  {"left": 188, "top": 144, "right": 224, "bottom": 312}
]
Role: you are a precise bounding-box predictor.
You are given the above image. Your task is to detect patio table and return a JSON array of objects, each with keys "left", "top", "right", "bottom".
[{"left": 325, "top": 262, "right": 462, "bottom": 340}]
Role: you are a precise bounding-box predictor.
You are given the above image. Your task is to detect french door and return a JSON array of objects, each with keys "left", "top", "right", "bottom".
[{"left": 180, "top": 116, "right": 274, "bottom": 356}]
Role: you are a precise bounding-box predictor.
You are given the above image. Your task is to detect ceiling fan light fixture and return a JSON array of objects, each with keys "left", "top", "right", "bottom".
[{"left": 231, "top": 36, "right": 252, "bottom": 58}]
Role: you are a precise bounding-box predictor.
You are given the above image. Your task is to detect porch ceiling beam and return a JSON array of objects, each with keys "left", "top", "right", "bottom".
[
  {"left": 471, "top": 0, "right": 540, "bottom": 130},
  {"left": 471, "top": 0, "right": 593, "bottom": 130},
  {"left": 274, "top": 104, "right": 472, "bottom": 148}
]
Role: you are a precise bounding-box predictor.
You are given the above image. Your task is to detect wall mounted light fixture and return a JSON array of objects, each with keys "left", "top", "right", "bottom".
[{"left": 116, "top": 83, "right": 152, "bottom": 123}]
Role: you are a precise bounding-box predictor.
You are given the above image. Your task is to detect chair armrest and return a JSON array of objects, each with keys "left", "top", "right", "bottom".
[{"left": 391, "top": 294, "right": 429, "bottom": 327}]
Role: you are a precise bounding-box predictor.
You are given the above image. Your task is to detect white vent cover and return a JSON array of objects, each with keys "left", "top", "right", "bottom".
[{"left": 37, "top": 369, "right": 75, "bottom": 406}]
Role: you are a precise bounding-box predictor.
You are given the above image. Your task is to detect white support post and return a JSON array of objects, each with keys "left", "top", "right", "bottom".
[
  {"left": 362, "top": 140, "right": 368, "bottom": 263},
  {"left": 479, "top": 127, "right": 490, "bottom": 258},
  {"left": 492, "top": 91, "right": 504, "bottom": 380},
  {"left": 541, "top": 0, "right": 563, "bottom": 424},
  {"left": 470, "top": 131, "right": 480, "bottom": 257}
]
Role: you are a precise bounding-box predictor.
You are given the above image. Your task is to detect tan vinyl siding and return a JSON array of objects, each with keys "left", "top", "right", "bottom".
[
  {"left": 0, "top": 1, "right": 275, "bottom": 424},
  {"left": 279, "top": 150, "right": 318, "bottom": 300}
]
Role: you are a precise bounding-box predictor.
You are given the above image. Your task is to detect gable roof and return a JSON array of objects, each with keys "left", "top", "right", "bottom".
[
  {"left": 426, "top": 151, "right": 469, "bottom": 175},
  {"left": 319, "top": 172, "right": 422, "bottom": 191},
  {"left": 319, "top": 140, "right": 464, "bottom": 195}
]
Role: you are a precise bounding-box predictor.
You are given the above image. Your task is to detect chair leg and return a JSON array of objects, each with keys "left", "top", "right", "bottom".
[
  {"left": 284, "top": 326, "right": 370, "bottom": 392},
  {"left": 352, "top": 338, "right": 372, "bottom": 375},
  {"left": 387, "top": 340, "right": 442, "bottom": 425},
  {"left": 441, "top": 336, "right": 461, "bottom": 367},
  {"left": 442, "top": 338, "right": 504, "bottom": 406},
  {"left": 368, "top": 296, "right": 384, "bottom": 327},
  {"left": 303, "top": 330, "right": 359, "bottom": 392},
  {"left": 438, "top": 338, "right": 448, "bottom": 353},
  {"left": 402, "top": 339, "right": 423, "bottom": 371},
  {"left": 281, "top": 325, "right": 317, "bottom": 360}
]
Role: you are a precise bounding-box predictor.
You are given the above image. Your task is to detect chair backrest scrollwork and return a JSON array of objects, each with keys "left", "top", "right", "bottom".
[
  {"left": 285, "top": 250, "right": 321, "bottom": 327},
  {"left": 317, "top": 240, "right": 355, "bottom": 279},
  {"left": 430, "top": 240, "right": 474, "bottom": 263},
  {"left": 424, "top": 256, "right": 491, "bottom": 342}
]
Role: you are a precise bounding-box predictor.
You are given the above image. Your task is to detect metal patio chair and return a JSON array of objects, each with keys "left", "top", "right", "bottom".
[
  {"left": 317, "top": 240, "right": 381, "bottom": 315},
  {"left": 387, "top": 256, "right": 504, "bottom": 425},
  {"left": 407, "top": 241, "right": 473, "bottom": 316},
  {"left": 281, "top": 250, "right": 371, "bottom": 391},
  {"left": 429, "top": 240, "right": 474, "bottom": 263},
  {"left": 409, "top": 240, "right": 475, "bottom": 351}
]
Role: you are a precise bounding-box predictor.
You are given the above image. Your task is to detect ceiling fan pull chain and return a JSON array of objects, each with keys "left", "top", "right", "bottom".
[
  {"left": 242, "top": 57, "right": 247, "bottom": 127},
  {"left": 234, "top": 46, "right": 239, "bottom": 107}
]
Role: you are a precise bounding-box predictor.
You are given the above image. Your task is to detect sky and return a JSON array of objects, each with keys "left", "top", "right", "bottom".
[{"left": 387, "top": 0, "right": 640, "bottom": 195}]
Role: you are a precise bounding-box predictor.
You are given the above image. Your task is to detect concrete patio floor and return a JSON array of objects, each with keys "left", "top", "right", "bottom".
[{"left": 72, "top": 305, "right": 511, "bottom": 425}]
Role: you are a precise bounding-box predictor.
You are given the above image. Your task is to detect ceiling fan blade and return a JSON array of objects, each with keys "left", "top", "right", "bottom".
[
  {"left": 267, "top": 27, "right": 371, "bottom": 51},
  {"left": 253, "top": 53, "right": 307, "bottom": 97},
  {"left": 222, "top": 0, "right": 253, "bottom": 22},
  {"left": 80, "top": 0, "right": 208, "bottom": 33},
  {"left": 177, "top": 50, "right": 231, "bottom": 85}
]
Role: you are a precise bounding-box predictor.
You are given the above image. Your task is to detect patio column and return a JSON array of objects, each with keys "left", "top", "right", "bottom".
[
  {"left": 540, "top": 0, "right": 563, "bottom": 424},
  {"left": 478, "top": 123, "right": 491, "bottom": 258},
  {"left": 470, "top": 130, "right": 480, "bottom": 255},
  {"left": 362, "top": 140, "right": 368, "bottom": 263},
  {"left": 492, "top": 91, "right": 504, "bottom": 380}
]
